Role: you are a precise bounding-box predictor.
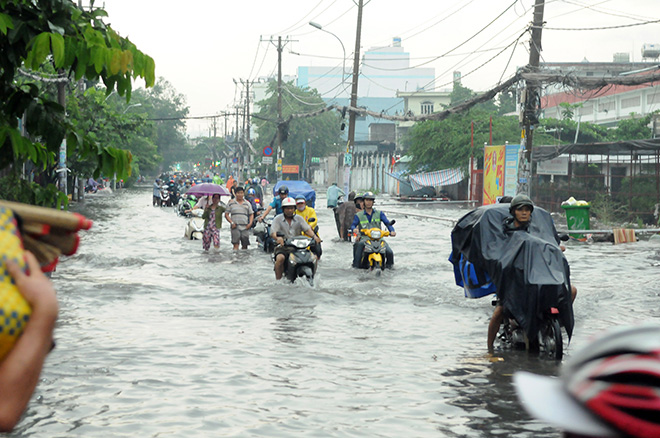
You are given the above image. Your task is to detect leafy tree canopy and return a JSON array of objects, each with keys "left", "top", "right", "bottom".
[{"left": 0, "top": 0, "right": 155, "bottom": 201}]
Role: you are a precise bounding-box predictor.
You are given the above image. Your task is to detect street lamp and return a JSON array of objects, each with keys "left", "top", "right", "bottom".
[
  {"left": 123, "top": 103, "right": 142, "bottom": 113},
  {"left": 309, "top": 21, "right": 347, "bottom": 84}
]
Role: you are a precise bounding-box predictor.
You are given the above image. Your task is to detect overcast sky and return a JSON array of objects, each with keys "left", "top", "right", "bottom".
[{"left": 101, "top": 0, "right": 660, "bottom": 137}]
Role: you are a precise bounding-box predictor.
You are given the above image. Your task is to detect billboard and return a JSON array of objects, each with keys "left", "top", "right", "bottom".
[
  {"left": 483, "top": 145, "right": 505, "bottom": 205},
  {"left": 504, "top": 144, "right": 522, "bottom": 197}
]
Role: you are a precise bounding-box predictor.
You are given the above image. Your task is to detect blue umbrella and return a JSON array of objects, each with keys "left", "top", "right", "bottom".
[{"left": 184, "top": 183, "right": 230, "bottom": 197}]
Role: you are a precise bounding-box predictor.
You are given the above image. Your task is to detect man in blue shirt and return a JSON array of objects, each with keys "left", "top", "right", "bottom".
[
  {"left": 326, "top": 182, "right": 345, "bottom": 208},
  {"left": 350, "top": 192, "right": 396, "bottom": 268},
  {"left": 257, "top": 185, "right": 289, "bottom": 221}
]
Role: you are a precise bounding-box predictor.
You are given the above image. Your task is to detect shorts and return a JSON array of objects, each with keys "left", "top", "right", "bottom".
[
  {"left": 231, "top": 227, "right": 251, "bottom": 246},
  {"left": 274, "top": 245, "right": 295, "bottom": 259}
]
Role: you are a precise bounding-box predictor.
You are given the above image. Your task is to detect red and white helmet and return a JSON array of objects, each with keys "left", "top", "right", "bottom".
[
  {"left": 281, "top": 197, "right": 296, "bottom": 208},
  {"left": 515, "top": 325, "right": 660, "bottom": 438}
]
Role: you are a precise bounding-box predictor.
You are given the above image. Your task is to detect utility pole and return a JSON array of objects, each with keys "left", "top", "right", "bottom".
[
  {"left": 346, "top": 0, "right": 364, "bottom": 193},
  {"left": 262, "top": 36, "right": 296, "bottom": 180},
  {"left": 517, "top": 0, "right": 545, "bottom": 197}
]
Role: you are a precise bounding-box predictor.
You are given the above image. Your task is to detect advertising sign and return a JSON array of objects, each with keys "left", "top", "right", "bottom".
[
  {"left": 504, "top": 144, "right": 522, "bottom": 198},
  {"left": 483, "top": 145, "right": 506, "bottom": 205},
  {"left": 537, "top": 156, "right": 569, "bottom": 176},
  {"left": 282, "top": 165, "right": 299, "bottom": 174}
]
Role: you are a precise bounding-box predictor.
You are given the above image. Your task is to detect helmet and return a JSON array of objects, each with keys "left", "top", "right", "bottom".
[
  {"left": 363, "top": 191, "right": 376, "bottom": 200},
  {"left": 514, "top": 325, "right": 660, "bottom": 438},
  {"left": 295, "top": 195, "right": 306, "bottom": 204},
  {"left": 509, "top": 194, "right": 534, "bottom": 214},
  {"left": 247, "top": 188, "right": 256, "bottom": 196},
  {"left": 278, "top": 185, "right": 289, "bottom": 195},
  {"left": 253, "top": 177, "right": 260, "bottom": 184},
  {"left": 281, "top": 197, "right": 296, "bottom": 208}
]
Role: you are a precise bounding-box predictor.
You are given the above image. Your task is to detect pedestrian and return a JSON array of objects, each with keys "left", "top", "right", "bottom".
[
  {"left": 326, "top": 182, "right": 345, "bottom": 209},
  {"left": 201, "top": 194, "right": 225, "bottom": 251},
  {"left": 514, "top": 325, "right": 660, "bottom": 438},
  {"left": 337, "top": 191, "right": 357, "bottom": 241},
  {"left": 224, "top": 187, "right": 254, "bottom": 250},
  {"left": 152, "top": 178, "right": 161, "bottom": 206},
  {"left": 0, "top": 251, "right": 58, "bottom": 432}
]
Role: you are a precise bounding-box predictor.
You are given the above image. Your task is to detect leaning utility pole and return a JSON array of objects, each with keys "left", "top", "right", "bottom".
[
  {"left": 346, "top": 0, "right": 364, "bottom": 193},
  {"left": 517, "top": 0, "right": 545, "bottom": 197},
  {"left": 261, "top": 35, "right": 296, "bottom": 180}
]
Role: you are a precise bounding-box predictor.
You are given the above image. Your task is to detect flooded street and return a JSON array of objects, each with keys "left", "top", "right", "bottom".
[{"left": 10, "top": 188, "right": 660, "bottom": 437}]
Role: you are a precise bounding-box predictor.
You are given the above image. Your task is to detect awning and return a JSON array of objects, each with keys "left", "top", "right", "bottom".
[
  {"left": 533, "top": 138, "right": 660, "bottom": 162},
  {"left": 409, "top": 168, "right": 465, "bottom": 190}
]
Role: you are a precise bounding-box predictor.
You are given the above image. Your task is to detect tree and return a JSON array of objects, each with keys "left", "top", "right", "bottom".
[
  {"left": 0, "top": 0, "right": 155, "bottom": 204},
  {"left": 610, "top": 113, "right": 654, "bottom": 140},
  {"left": 252, "top": 82, "right": 342, "bottom": 169}
]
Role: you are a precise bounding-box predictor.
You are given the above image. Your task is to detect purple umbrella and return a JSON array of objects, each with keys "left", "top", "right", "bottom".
[{"left": 184, "top": 183, "right": 230, "bottom": 197}]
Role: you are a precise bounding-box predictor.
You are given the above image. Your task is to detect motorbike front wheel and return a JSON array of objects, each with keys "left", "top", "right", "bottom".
[{"left": 538, "top": 318, "right": 563, "bottom": 360}]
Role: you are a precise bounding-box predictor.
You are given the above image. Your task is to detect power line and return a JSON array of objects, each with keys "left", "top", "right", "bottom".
[{"left": 538, "top": 18, "right": 660, "bottom": 30}]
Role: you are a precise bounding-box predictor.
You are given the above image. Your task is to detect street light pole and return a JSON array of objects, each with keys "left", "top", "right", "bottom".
[
  {"left": 308, "top": 21, "right": 347, "bottom": 84},
  {"left": 122, "top": 103, "right": 142, "bottom": 113}
]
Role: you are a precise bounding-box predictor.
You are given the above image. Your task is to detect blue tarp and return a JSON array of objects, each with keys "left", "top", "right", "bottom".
[{"left": 273, "top": 180, "right": 316, "bottom": 208}]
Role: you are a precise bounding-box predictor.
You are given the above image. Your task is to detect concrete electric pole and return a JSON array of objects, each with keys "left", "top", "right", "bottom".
[
  {"left": 346, "top": 0, "right": 364, "bottom": 193},
  {"left": 517, "top": 0, "right": 545, "bottom": 197}
]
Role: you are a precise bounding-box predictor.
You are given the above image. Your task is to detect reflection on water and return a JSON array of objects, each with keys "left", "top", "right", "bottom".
[{"left": 8, "top": 188, "right": 659, "bottom": 437}]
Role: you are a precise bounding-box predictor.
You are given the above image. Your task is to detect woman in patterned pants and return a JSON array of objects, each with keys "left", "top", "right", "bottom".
[{"left": 201, "top": 194, "right": 225, "bottom": 251}]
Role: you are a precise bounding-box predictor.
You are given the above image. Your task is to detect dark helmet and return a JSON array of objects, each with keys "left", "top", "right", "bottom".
[
  {"left": 509, "top": 194, "right": 534, "bottom": 214},
  {"left": 278, "top": 185, "right": 289, "bottom": 195},
  {"left": 363, "top": 191, "right": 376, "bottom": 200}
]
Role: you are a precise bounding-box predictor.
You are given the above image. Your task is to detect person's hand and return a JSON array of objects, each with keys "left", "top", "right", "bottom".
[
  {"left": 276, "top": 237, "right": 284, "bottom": 246},
  {"left": 314, "top": 236, "right": 321, "bottom": 244},
  {"left": 5, "top": 251, "right": 58, "bottom": 322},
  {"left": 560, "top": 244, "right": 566, "bottom": 252},
  {"left": 390, "top": 231, "right": 396, "bottom": 237},
  {"left": 231, "top": 222, "right": 237, "bottom": 229},
  {"left": 257, "top": 216, "right": 264, "bottom": 222}
]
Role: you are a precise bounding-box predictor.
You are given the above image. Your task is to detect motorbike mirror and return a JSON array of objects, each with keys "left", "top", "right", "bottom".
[
  {"left": 389, "top": 219, "right": 396, "bottom": 226},
  {"left": 308, "top": 218, "right": 316, "bottom": 223},
  {"left": 558, "top": 233, "right": 570, "bottom": 242}
]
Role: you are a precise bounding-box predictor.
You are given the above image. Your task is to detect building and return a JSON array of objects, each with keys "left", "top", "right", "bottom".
[
  {"left": 296, "top": 37, "right": 435, "bottom": 142},
  {"left": 395, "top": 90, "right": 452, "bottom": 146}
]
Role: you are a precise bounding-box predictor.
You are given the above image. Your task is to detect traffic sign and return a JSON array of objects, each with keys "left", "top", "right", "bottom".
[
  {"left": 232, "top": 157, "right": 238, "bottom": 164},
  {"left": 263, "top": 146, "right": 273, "bottom": 157},
  {"left": 262, "top": 156, "right": 273, "bottom": 164},
  {"left": 282, "top": 165, "right": 299, "bottom": 174}
]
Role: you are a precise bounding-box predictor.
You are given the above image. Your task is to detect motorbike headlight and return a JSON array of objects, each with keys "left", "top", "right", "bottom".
[
  {"left": 369, "top": 230, "right": 382, "bottom": 239},
  {"left": 294, "top": 239, "right": 309, "bottom": 249}
]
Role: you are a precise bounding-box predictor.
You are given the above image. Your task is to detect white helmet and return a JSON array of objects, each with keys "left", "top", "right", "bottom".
[{"left": 281, "top": 197, "right": 296, "bottom": 208}]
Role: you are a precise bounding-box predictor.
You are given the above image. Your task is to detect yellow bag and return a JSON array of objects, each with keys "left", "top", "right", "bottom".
[{"left": 0, "top": 206, "right": 32, "bottom": 361}]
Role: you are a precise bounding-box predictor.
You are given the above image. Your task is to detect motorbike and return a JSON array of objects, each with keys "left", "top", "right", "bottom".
[
  {"left": 254, "top": 215, "right": 275, "bottom": 253},
  {"left": 184, "top": 209, "right": 205, "bottom": 240},
  {"left": 494, "top": 297, "right": 564, "bottom": 360},
  {"left": 160, "top": 186, "right": 171, "bottom": 207},
  {"left": 275, "top": 233, "right": 318, "bottom": 286},
  {"left": 356, "top": 220, "right": 395, "bottom": 273},
  {"left": 177, "top": 195, "right": 197, "bottom": 217}
]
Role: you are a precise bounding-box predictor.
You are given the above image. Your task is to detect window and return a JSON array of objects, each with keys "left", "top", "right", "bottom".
[{"left": 420, "top": 101, "right": 434, "bottom": 115}]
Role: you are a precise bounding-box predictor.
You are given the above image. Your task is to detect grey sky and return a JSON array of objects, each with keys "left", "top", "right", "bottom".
[{"left": 102, "top": 0, "right": 660, "bottom": 137}]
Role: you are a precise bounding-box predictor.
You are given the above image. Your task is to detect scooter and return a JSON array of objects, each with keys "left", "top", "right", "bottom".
[
  {"left": 276, "top": 233, "right": 318, "bottom": 286},
  {"left": 494, "top": 298, "right": 564, "bottom": 360},
  {"left": 160, "top": 186, "right": 171, "bottom": 207},
  {"left": 356, "top": 221, "right": 395, "bottom": 273},
  {"left": 184, "top": 209, "right": 205, "bottom": 240}
]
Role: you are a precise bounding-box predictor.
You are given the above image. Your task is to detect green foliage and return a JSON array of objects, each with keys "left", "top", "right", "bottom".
[
  {"left": 406, "top": 109, "right": 522, "bottom": 172},
  {"left": 0, "top": 0, "right": 155, "bottom": 202},
  {"left": 0, "top": 171, "right": 68, "bottom": 208},
  {"left": 590, "top": 193, "right": 627, "bottom": 225},
  {"left": 610, "top": 113, "right": 653, "bottom": 140},
  {"left": 253, "top": 82, "right": 342, "bottom": 169}
]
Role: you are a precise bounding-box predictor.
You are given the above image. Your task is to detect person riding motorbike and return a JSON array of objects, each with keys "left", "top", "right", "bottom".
[
  {"left": 487, "top": 194, "right": 577, "bottom": 351},
  {"left": 271, "top": 197, "right": 321, "bottom": 280},
  {"left": 258, "top": 185, "right": 289, "bottom": 221},
  {"left": 295, "top": 195, "right": 321, "bottom": 258},
  {"left": 246, "top": 187, "right": 259, "bottom": 212},
  {"left": 350, "top": 192, "right": 396, "bottom": 268}
]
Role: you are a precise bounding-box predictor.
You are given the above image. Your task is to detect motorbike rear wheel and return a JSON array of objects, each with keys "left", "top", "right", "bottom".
[{"left": 538, "top": 318, "right": 563, "bottom": 360}]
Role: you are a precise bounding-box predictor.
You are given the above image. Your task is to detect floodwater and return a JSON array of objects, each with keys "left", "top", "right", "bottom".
[{"left": 9, "top": 188, "right": 660, "bottom": 437}]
